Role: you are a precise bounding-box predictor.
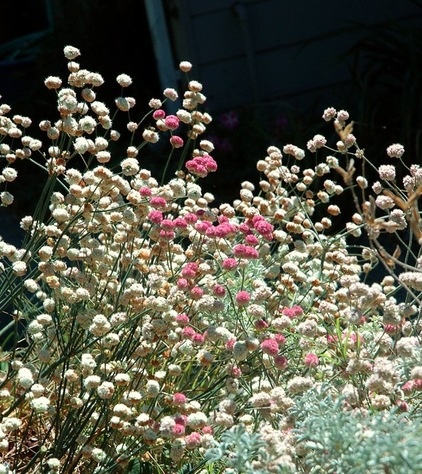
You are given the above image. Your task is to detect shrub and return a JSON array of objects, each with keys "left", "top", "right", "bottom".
[{"left": 0, "top": 46, "right": 421, "bottom": 473}]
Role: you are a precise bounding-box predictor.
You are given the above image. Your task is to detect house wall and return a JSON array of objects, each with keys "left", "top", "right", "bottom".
[{"left": 163, "top": 0, "right": 422, "bottom": 113}]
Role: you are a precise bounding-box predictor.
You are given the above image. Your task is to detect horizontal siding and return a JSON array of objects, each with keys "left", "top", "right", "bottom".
[
  {"left": 198, "top": 57, "right": 253, "bottom": 110},
  {"left": 245, "top": 0, "right": 420, "bottom": 52},
  {"left": 168, "top": 0, "right": 422, "bottom": 110},
  {"left": 189, "top": 8, "right": 245, "bottom": 64},
  {"left": 187, "top": 0, "right": 422, "bottom": 19},
  {"left": 187, "top": 0, "right": 258, "bottom": 17},
  {"left": 187, "top": 0, "right": 422, "bottom": 66},
  {"left": 255, "top": 33, "right": 361, "bottom": 101},
  {"left": 197, "top": 34, "right": 354, "bottom": 112}
]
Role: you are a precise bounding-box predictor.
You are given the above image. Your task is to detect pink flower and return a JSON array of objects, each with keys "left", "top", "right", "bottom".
[
  {"left": 214, "top": 222, "right": 237, "bottom": 238},
  {"left": 185, "top": 432, "right": 202, "bottom": 449},
  {"left": 172, "top": 423, "right": 185, "bottom": 436},
  {"left": 165, "top": 115, "right": 180, "bottom": 131},
  {"left": 227, "top": 364, "right": 242, "bottom": 377},
  {"left": 255, "top": 319, "right": 268, "bottom": 330},
  {"left": 203, "top": 154, "right": 217, "bottom": 172},
  {"left": 222, "top": 258, "right": 238, "bottom": 270},
  {"left": 396, "top": 400, "right": 409, "bottom": 412},
  {"left": 225, "top": 339, "right": 236, "bottom": 351},
  {"left": 274, "top": 355, "right": 288, "bottom": 370},
  {"left": 173, "top": 217, "right": 188, "bottom": 228},
  {"left": 159, "top": 230, "right": 175, "bottom": 241},
  {"left": 274, "top": 334, "right": 286, "bottom": 345},
  {"left": 261, "top": 338, "right": 279, "bottom": 356},
  {"left": 304, "top": 353, "right": 319, "bottom": 368},
  {"left": 213, "top": 284, "right": 226, "bottom": 297},
  {"left": 182, "top": 262, "right": 198, "bottom": 278},
  {"left": 177, "top": 278, "right": 190, "bottom": 290},
  {"left": 150, "top": 196, "right": 167, "bottom": 208},
  {"left": 343, "top": 332, "right": 362, "bottom": 345},
  {"left": 174, "top": 415, "right": 187, "bottom": 426},
  {"left": 253, "top": 218, "right": 274, "bottom": 239},
  {"left": 186, "top": 159, "right": 203, "bottom": 176},
  {"left": 185, "top": 154, "right": 217, "bottom": 177},
  {"left": 152, "top": 109, "right": 166, "bottom": 120},
  {"left": 195, "top": 221, "right": 212, "bottom": 234},
  {"left": 148, "top": 210, "right": 163, "bottom": 224},
  {"left": 160, "top": 219, "right": 175, "bottom": 230},
  {"left": 282, "top": 305, "right": 303, "bottom": 319},
  {"left": 233, "top": 244, "right": 259, "bottom": 259},
  {"left": 205, "top": 227, "right": 217, "bottom": 237},
  {"left": 184, "top": 213, "right": 198, "bottom": 224},
  {"left": 176, "top": 313, "right": 190, "bottom": 325},
  {"left": 192, "top": 333, "right": 205, "bottom": 345},
  {"left": 245, "top": 234, "right": 259, "bottom": 246},
  {"left": 236, "top": 290, "right": 250, "bottom": 306},
  {"left": 402, "top": 381, "right": 415, "bottom": 393},
  {"left": 170, "top": 135, "right": 184, "bottom": 148},
  {"left": 139, "top": 186, "right": 152, "bottom": 196},
  {"left": 190, "top": 286, "right": 204, "bottom": 299},
  {"left": 239, "top": 223, "right": 251, "bottom": 233},
  {"left": 194, "top": 164, "right": 208, "bottom": 177},
  {"left": 173, "top": 393, "right": 187, "bottom": 405},
  {"left": 384, "top": 324, "right": 401, "bottom": 335},
  {"left": 182, "top": 326, "right": 196, "bottom": 339}
]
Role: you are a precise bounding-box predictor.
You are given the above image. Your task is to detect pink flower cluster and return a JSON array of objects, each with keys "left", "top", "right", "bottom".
[
  {"left": 232, "top": 244, "right": 259, "bottom": 259},
  {"left": 250, "top": 215, "right": 274, "bottom": 240},
  {"left": 282, "top": 305, "right": 304, "bottom": 318},
  {"left": 185, "top": 154, "right": 217, "bottom": 177},
  {"left": 152, "top": 109, "right": 184, "bottom": 147}
]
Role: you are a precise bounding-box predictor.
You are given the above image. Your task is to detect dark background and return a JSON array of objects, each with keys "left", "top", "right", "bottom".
[
  {"left": 0, "top": 0, "right": 161, "bottom": 220},
  {"left": 0, "top": 0, "right": 160, "bottom": 122}
]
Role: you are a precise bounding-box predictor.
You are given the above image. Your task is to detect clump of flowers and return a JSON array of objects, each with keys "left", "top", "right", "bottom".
[{"left": 0, "top": 46, "right": 421, "bottom": 473}]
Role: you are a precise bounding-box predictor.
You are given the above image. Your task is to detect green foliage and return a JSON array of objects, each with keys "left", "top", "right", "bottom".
[{"left": 127, "top": 459, "right": 155, "bottom": 474}]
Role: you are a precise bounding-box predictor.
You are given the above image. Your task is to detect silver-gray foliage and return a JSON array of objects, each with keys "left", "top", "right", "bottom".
[{"left": 291, "top": 389, "right": 422, "bottom": 473}]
